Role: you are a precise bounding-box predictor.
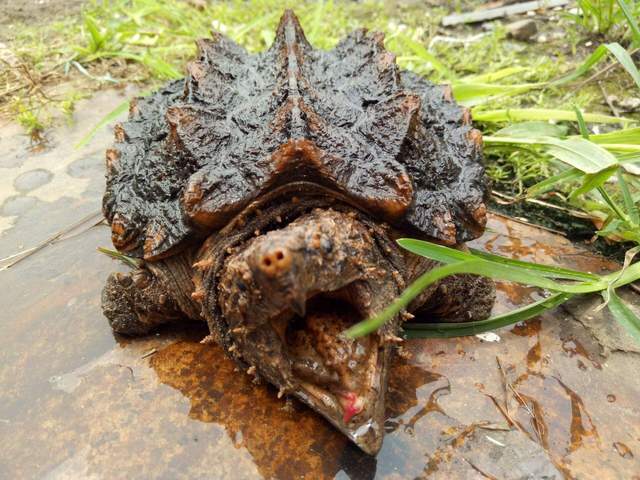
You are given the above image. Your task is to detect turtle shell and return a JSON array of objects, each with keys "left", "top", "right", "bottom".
[{"left": 103, "top": 10, "right": 488, "bottom": 260}]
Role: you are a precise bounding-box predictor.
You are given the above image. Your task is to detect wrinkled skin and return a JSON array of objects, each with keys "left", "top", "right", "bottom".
[{"left": 101, "top": 11, "right": 495, "bottom": 455}]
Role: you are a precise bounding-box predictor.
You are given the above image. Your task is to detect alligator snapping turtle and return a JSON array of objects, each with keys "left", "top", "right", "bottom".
[{"left": 101, "top": 10, "right": 495, "bottom": 454}]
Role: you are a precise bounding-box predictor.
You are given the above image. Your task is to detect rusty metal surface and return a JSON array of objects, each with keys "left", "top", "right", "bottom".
[{"left": 1, "top": 93, "right": 640, "bottom": 479}]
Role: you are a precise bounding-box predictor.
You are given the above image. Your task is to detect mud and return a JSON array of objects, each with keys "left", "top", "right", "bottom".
[{"left": 0, "top": 0, "right": 85, "bottom": 39}]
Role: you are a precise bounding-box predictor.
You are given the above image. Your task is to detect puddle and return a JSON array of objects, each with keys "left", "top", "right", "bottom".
[{"left": 0, "top": 101, "right": 639, "bottom": 478}]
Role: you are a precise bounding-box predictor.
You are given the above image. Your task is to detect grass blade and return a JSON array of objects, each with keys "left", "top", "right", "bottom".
[
  {"left": 602, "top": 43, "right": 640, "bottom": 90},
  {"left": 606, "top": 290, "right": 640, "bottom": 344},
  {"left": 526, "top": 168, "right": 584, "bottom": 197},
  {"left": 97, "top": 247, "right": 141, "bottom": 269},
  {"left": 617, "top": 169, "right": 640, "bottom": 225},
  {"left": 452, "top": 82, "right": 542, "bottom": 107},
  {"left": 552, "top": 43, "right": 608, "bottom": 86},
  {"left": 345, "top": 257, "right": 606, "bottom": 338},
  {"left": 545, "top": 137, "right": 618, "bottom": 174},
  {"left": 574, "top": 105, "right": 590, "bottom": 138},
  {"left": 616, "top": 0, "right": 640, "bottom": 46},
  {"left": 343, "top": 262, "right": 476, "bottom": 338},
  {"left": 551, "top": 42, "right": 640, "bottom": 89},
  {"left": 396, "top": 239, "right": 474, "bottom": 264},
  {"left": 609, "top": 260, "right": 640, "bottom": 287},
  {"left": 496, "top": 121, "right": 567, "bottom": 138},
  {"left": 403, "top": 292, "right": 573, "bottom": 338},
  {"left": 464, "top": 67, "right": 531, "bottom": 83},
  {"left": 569, "top": 166, "right": 618, "bottom": 200},
  {"left": 469, "top": 248, "right": 600, "bottom": 281},
  {"left": 485, "top": 136, "right": 619, "bottom": 173},
  {"left": 401, "top": 238, "right": 600, "bottom": 280},
  {"left": 75, "top": 99, "right": 129, "bottom": 148},
  {"left": 586, "top": 127, "right": 640, "bottom": 144},
  {"left": 473, "top": 108, "right": 632, "bottom": 125}
]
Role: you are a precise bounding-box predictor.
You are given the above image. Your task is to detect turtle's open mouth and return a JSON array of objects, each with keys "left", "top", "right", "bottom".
[
  {"left": 205, "top": 207, "right": 404, "bottom": 454},
  {"left": 270, "top": 284, "right": 380, "bottom": 420}
]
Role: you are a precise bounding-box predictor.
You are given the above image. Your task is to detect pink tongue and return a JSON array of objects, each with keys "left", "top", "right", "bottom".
[{"left": 341, "top": 392, "right": 363, "bottom": 423}]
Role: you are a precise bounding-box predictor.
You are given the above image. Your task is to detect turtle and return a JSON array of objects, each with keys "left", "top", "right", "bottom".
[{"left": 101, "top": 10, "right": 495, "bottom": 455}]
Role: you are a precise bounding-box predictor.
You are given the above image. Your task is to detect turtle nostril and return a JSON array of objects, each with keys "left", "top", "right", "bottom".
[{"left": 257, "top": 248, "right": 291, "bottom": 276}]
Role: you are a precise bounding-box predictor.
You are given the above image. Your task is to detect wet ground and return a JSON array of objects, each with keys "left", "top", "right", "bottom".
[{"left": 1, "top": 90, "right": 640, "bottom": 479}]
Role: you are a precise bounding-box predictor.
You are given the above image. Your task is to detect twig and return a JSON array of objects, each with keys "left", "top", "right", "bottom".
[
  {"left": 509, "top": 384, "right": 546, "bottom": 442},
  {"left": 428, "top": 33, "right": 490, "bottom": 49},
  {"left": 485, "top": 393, "right": 525, "bottom": 434},
  {"left": 490, "top": 189, "right": 523, "bottom": 205},
  {"left": 495, "top": 356, "right": 510, "bottom": 414},
  {"left": 489, "top": 211, "right": 568, "bottom": 236},
  {"left": 598, "top": 81, "right": 620, "bottom": 118},
  {"left": 464, "top": 458, "right": 499, "bottom": 480},
  {"left": 441, "top": 0, "right": 569, "bottom": 26},
  {"left": 571, "top": 47, "right": 640, "bottom": 93},
  {"left": 141, "top": 348, "right": 157, "bottom": 359},
  {"left": 492, "top": 190, "right": 593, "bottom": 219},
  {"left": 0, "top": 210, "right": 103, "bottom": 271}
]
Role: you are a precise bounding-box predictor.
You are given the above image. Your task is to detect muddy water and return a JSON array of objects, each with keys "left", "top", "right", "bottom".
[{"left": 1, "top": 213, "right": 639, "bottom": 479}]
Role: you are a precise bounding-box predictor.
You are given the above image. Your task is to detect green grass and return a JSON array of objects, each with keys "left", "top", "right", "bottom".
[
  {"left": 344, "top": 239, "right": 640, "bottom": 344},
  {"left": 570, "top": 0, "right": 640, "bottom": 42}
]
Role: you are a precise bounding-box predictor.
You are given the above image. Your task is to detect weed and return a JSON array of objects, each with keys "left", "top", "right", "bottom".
[{"left": 569, "top": 0, "right": 640, "bottom": 41}]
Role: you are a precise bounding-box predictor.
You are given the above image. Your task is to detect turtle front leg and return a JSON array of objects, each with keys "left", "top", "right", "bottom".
[
  {"left": 418, "top": 274, "right": 496, "bottom": 323},
  {"left": 102, "top": 267, "right": 183, "bottom": 335}
]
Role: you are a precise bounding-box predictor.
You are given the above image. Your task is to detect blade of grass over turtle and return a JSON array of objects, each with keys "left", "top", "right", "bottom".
[
  {"left": 398, "top": 239, "right": 607, "bottom": 287},
  {"left": 403, "top": 292, "right": 574, "bottom": 339},
  {"left": 399, "top": 238, "right": 600, "bottom": 281},
  {"left": 468, "top": 249, "right": 600, "bottom": 281},
  {"left": 344, "top": 259, "right": 607, "bottom": 339},
  {"left": 606, "top": 290, "right": 640, "bottom": 344},
  {"left": 343, "top": 262, "right": 478, "bottom": 338},
  {"left": 396, "top": 239, "right": 474, "bottom": 264}
]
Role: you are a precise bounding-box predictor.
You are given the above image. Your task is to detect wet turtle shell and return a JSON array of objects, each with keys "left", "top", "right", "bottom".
[{"left": 103, "top": 10, "right": 488, "bottom": 261}]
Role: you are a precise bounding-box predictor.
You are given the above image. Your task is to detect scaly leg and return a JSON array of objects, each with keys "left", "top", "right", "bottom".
[
  {"left": 418, "top": 274, "right": 496, "bottom": 322},
  {"left": 102, "top": 267, "right": 183, "bottom": 335}
]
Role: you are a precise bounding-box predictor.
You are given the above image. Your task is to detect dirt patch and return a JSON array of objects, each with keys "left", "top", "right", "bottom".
[{"left": 0, "top": 0, "right": 85, "bottom": 39}]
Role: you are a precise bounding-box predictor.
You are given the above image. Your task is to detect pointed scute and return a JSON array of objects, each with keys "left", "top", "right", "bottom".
[
  {"left": 271, "top": 9, "right": 312, "bottom": 52},
  {"left": 103, "top": 11, "right": 489, "bottom": 259}
]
